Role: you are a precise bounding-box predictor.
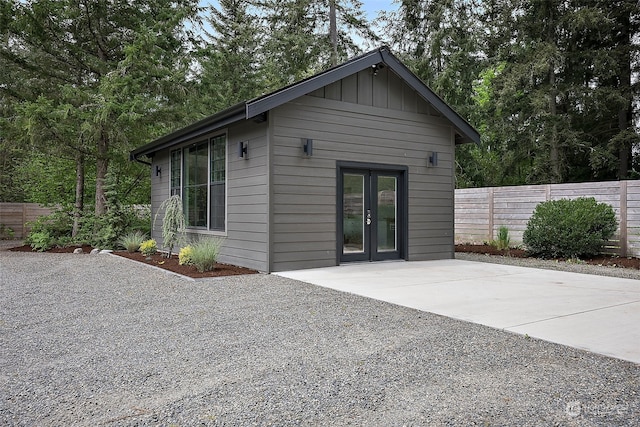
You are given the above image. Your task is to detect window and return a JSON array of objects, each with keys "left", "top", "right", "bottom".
[
  {"left": 170, "top": 150, "right": 181, "bottom": 196},
  {"left": 210, "top": 135, "right": 226, "bottom": 231},
  {"left": 173, "top": 134, "right": 227, "bottom": 231},
  {"left": 184, "top": 141, "right": 208, "bottom": 227}
]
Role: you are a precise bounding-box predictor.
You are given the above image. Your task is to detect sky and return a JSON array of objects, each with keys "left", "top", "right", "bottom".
[{"left": 199, "top": 1, "right": 398, "bottom": 23}]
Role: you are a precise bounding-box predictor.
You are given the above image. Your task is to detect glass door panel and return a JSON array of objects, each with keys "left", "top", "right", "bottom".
[
  {"left": 343, "top": 173, "right": 365, "bottom": 254},
  {"left": 376, "top": 175, "right": 397, "bottom": 252}
]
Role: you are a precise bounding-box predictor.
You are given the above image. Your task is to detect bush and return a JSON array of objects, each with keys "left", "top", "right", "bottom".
[
  {"left": 0, "top": 224, "right": 15, "bottom": 239},
  {"left": 178, "top": 245, "right": 194, "bottom": 265},
  {"left": 140, "top": 239, "right": 158, "bottom": 256},
  {"left": 26, "top": 231, "right": 54, "bottom": 252},
  {"left": 523, "top": 197, "right": 617, "bottom": 258},
  {"left": 25, "top": 209, "right": 73, "bottom": 249},
  {"left": 118, "top": 231, "right": 147, "bottom": 253},
  {"left": 190, "top": 237, "right": 225, "bottom": 272}
]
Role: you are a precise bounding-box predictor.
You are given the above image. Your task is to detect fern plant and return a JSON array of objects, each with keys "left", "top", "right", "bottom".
[{"left": 153, "top": 194, "right": 186, "bottom": 258}]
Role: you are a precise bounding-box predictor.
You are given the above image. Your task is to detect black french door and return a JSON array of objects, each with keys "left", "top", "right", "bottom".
[{"left": 338, "top": 164, "right": 407, "bottom": 263}]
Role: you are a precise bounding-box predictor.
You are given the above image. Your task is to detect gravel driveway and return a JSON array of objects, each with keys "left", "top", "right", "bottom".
[{"left": 1, "top": 248, "right": 639, "bottom": 426}]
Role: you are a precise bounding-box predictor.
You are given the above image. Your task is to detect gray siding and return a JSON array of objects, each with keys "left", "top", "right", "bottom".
[
  {"left": 269, "top": 94, "right": 455, "bottom": 271},
  {"left": 151, "top": 120, "right": 269, "bottom": 272},
  {"left": 150, "top": 152, "right": 170, "bottom": 245},
  {"left": 222, "top": 121, "right": 269, "bottom": 271},
  {"left": 309, "top": 67, "right": 443, "bottom": 118}
]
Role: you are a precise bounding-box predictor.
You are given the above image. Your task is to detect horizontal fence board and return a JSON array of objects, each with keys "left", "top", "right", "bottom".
[
  {"left": 0, "top": 203, "right": 53, "bottom": 239},
  {"left": 455, "top": 180, "right": 640, "bottom": 257}
]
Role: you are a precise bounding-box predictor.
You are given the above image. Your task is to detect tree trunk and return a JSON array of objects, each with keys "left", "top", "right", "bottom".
[
  {"left": 72, "top": 151, "right": 85, "bottom": 237},
  {"left": 95, "top": 130, "right": 108, "bottom": 216},
  {"left": 329, "top": 0, "right": 338, "bottom": 67}
]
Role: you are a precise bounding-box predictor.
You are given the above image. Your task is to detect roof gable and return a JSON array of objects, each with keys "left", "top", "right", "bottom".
[{"left": 131, "top": 47, "right": 479, "bottom": 160}]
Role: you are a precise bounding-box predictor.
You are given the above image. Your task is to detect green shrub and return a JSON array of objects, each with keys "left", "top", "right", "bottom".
[
  {"left": 190, "top": 237, "right": 225, "bottom": 272},
  {"left": 0, "top": 224, "right": 15, "bottom": 239},
  {"left": 25, "top": 209, "right": 73, "bottom": 249},
  {"left": 140, "top": 239, "right": 158, "bottom": 256},
  {"left": 26, "top": 231, "right": 54, "bottom": 252},
  {"left": 523, "top": 197, "right": 617, "bottom": 258},
  {"left": 118, "top": 231, "right": 147, "bottom": 253},
  {"left": 178, "top": 245, "right": 194, "bottom": 265}
]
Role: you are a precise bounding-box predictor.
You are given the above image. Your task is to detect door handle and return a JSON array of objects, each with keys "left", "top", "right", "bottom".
[{"left": 366, "top": 210, "right": 372, "bottom": 225}]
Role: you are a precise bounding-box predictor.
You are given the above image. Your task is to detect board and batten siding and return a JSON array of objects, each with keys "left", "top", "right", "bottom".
[
  {"left": 269, "top": 93, "right": 456, "bottom": 271},
  {"left": 455, "top": 180, "right": 640, "bottom": 257},
  {"left": 151, "top": 120, "right": 269, "bottom": 272}
]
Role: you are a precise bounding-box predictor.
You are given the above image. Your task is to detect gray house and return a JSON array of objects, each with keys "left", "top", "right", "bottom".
[{"left": 130, "top": 47, "right": 479, "bottom": 272}]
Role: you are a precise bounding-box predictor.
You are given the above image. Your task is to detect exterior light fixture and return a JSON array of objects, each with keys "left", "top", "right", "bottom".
[
  {"left": 238, "top": 141, "right": 248, "bottom": 159},
  {"left": 302, "top": 138, "right": 313, "bottom": 156},
  {"left": 155, "top": 165, "right": 161, "bottom": 176},
  {"left": 428, "top": 151, "right": 438, "bottom": 167}
]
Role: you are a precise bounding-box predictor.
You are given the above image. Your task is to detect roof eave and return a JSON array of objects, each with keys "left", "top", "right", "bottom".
[{"left": 130, "top": 102, "right": 246, "bottom": 160}]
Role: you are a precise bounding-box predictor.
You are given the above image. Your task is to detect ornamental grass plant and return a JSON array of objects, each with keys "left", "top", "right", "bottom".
[
  {"left": 118, "top": 231, "right": 147, "bottom": 253},
  {"left": 190, "top": 237, "right": 225, "bottom": 272}
]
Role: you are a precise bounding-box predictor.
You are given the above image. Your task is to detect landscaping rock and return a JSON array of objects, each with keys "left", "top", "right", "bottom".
[
  {"left": 99, "top": 249, "right": 113, "bottom": 254},
  {"left": 89, "top": 248, "right": 100, "bottom": 255},
  {"left": 73, "top": 248, "right": 83, "bottom": 254}
]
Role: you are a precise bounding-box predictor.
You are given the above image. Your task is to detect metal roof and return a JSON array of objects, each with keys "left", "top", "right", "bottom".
[{"left": 130, "top": 46, "right": 480, "bottom": 161}]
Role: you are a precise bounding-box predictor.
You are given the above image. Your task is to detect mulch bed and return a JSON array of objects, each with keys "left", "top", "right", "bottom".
[
  {"left": 10, "top": 243, "right": 640, "bottom": 273},
  {"left": 455, "top": 244, "right": 640, "bottom": 269},
  {"left": 8, "top": 244, "right": 259, "bottom": 278}
]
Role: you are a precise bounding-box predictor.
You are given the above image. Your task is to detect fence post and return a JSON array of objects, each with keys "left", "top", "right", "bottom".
[
  {"left": 488, "top": 188, "right": 494, "bottom": 241},
  {"left": 620, "top": 181, "right": 628, "bottom": 257}
]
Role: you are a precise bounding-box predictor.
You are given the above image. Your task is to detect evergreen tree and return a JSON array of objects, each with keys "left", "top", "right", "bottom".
[
  {"left": 199, "top": 0, "right": 264, "bottom": 111},
  {"left": 0, "top": 0, "right": 199, "bottom": 214}
]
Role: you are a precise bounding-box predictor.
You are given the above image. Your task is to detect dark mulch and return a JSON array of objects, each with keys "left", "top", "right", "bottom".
[
  {"left": 8, "top": 244, "right": 259, "bottom": 278},
  {"left": 455, "top": 244, "right": 640, "bottom": 269},
  {"left": 9, "top": 244, "right": 95, "bottom": 254}
]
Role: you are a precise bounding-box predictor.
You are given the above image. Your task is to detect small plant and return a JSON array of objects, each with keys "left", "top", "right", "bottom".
[
  {"left": 118, "top": 231, "right": 147, "bottom": 253},
  {"left": 178, "top": 245, "right": 194, "bottom": 265},
  {"left": 0, "top": 224, "right": 15, "bottom": 239},
  {"left": 26, "top": 231, "right": 54, "bottom": 252},
  {"left": 25, "top": 209, "right": 73, "bottom": 248},
  {"left": 140, "top": 239, "right": 158, "bottom": 256},
  {"left": 495, "top": 226, "right": 511, "bottom": 251},
  {"left": 153, "top": 195, "right": 186, "bottom": 258},
  {"left": 190, "top": 237, "right": 225, "bottom": 272},
  {"left": 523, "top": 197, "right": 617, "bottom": 258}
]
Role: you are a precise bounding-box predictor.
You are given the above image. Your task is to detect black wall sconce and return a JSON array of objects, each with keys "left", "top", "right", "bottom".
[
  {"left": 155, "top": 165, "right": 161, "bottom": 176},
  {"left": 238, "top": 141, "right": 248, "bottom": 159},
  {"left": 302, "top": 138, "right": 313, "bottom": 156},
  {"left": 428, "top": 151, "right": 438, "bottom": 167}
]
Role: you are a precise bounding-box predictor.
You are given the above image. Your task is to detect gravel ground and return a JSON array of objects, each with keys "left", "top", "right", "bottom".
[
  {"left": 456, "top": 252, "right": 640, "bottom": 280},
  {"left": 1, "top": 244, "right": 639, "bottom": 426}
]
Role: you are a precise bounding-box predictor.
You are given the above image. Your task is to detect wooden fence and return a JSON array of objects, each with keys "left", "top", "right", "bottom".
[
  {"left": 0, "top": 203, "right": 53, "bottom": 239},
  {"left": 455, "top": 180, "right": 640, "bottom": 257}
]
